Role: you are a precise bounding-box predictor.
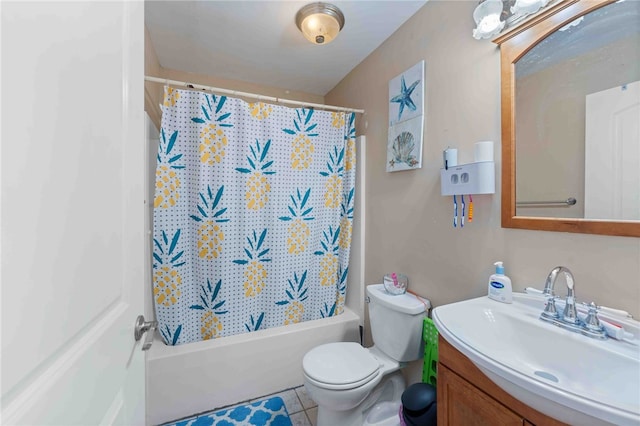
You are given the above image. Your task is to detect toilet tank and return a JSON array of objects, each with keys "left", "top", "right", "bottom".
[{"left": 366, "top": 284, "right": 430, "bottom": 362}]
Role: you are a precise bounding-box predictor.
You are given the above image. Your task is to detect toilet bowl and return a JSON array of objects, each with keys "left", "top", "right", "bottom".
[
  {"left": 302, "top": 284, "right": 430, "bottom": 426},
  {"left": 303, "top": 343, "right": 400, "bottom": 411},
  {"left": 303, "top": 344, "right": 406, "bottom": 426}
]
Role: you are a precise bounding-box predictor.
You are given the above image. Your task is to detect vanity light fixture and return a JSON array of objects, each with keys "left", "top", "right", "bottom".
[
  {"left": 472, "top": 0, "right": 506, "bottom": 40},
  {"left": 510, "top": 0, "right": 550, "bottom": 15},
  {"left": 472, "top": 0, "right": 560, "bottom": 40},
  {"left": 296, "top": 2, "right": 345, "bottom": 45}
]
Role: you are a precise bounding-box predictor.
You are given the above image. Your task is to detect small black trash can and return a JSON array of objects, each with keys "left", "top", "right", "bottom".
[{"left": 401, "top": 382, "right": 437, "bottom": 426}]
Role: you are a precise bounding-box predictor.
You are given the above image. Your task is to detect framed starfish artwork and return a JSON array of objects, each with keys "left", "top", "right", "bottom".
[
  {"left": 389, "top": 60, "right": 424, "bottom": 126},
  {"left": 387, "top": 60, "right": 424, "bottom": 172}
]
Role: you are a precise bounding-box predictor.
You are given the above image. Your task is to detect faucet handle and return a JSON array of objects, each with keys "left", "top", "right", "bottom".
[
  {"left": 563, "top": 295, "right": 580, "bottom": 325},
  {"left": 582, "top": 302, "right": 604, "bottom": 332},
  {"left": 542, "top": 295, "right": 559, "bottom": 319}
]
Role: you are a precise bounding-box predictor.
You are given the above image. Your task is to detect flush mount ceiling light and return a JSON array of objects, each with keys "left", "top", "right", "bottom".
[
  {"left": 296, "top": 2, "right": 345, "bottom": 45},
  {"left": 472, "top": 0, "right": 506, "bottom": 40}
]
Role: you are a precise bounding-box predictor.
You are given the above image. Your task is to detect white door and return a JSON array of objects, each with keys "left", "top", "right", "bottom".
[
  {"left": 585, "top": 80, "right": 640, "bottom": 220},
  {"left": 1, "top": 2, "right": 146, "bottom": 425}
]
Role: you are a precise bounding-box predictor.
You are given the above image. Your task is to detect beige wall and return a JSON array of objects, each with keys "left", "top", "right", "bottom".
[{"left": 326, "top": 0, "right": 640, "bottom": 336}]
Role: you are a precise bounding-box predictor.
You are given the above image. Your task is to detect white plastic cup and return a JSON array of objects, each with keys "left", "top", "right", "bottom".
[
  {"left": 443, "top": 148, "right": 458, "bottom": 168},
  {"left": 474, "top": 141, "right": 494, "bottom": 162}
]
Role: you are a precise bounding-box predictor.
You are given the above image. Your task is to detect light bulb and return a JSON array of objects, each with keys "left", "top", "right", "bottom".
[
  {"left": 479, "top": 14, "right": 502, "bottom": 33},
  {"left": 472, "top": 0, "right": 506, "bottom": 40},
  {"left": 511, "top": 0, "right": 549, "bottom": 15}
]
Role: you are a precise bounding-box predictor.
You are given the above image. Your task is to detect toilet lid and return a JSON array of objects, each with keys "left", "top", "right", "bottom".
[{"left": 303, "top": 342, "right": 380, "bottom": 386}]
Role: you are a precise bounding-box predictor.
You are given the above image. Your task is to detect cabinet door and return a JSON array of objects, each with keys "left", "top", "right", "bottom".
[{"left": 438, "top": 365, "right": 523, "bottom": 426}]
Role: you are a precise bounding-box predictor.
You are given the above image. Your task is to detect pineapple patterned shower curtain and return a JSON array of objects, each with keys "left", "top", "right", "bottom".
[{"left": 153, "top": 87, "right": 356, "bottom": 346}]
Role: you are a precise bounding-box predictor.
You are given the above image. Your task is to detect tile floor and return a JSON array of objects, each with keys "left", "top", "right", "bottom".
[
  {"left": 269, "top": 386, "right": 318, "bottom": 426},
  {"left": 169, "top": 386, "right": 318, "bottom": 426}
]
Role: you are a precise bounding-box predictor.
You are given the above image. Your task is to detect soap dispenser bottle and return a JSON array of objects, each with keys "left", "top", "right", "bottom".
[{"left": 488, "top": 261, "right": 512, "bottom": 303}]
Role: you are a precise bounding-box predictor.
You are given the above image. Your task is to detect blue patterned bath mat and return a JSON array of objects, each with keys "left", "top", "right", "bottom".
[{"left": 163, "top": 396, "right": 292, "bottom": 426}]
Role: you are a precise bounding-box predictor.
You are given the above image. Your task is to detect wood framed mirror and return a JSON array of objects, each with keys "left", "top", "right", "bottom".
[{"left": 495, "top": 0, "right": 640, "bottom": 237}]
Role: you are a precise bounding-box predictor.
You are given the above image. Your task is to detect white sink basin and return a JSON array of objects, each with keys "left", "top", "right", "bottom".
[{"left": 432, "top": 293, "right": 640, "bottom": 425}]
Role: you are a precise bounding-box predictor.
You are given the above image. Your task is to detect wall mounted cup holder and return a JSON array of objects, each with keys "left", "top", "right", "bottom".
[{"left": 441, "top": 161, "right": 495, "bottom": 196}]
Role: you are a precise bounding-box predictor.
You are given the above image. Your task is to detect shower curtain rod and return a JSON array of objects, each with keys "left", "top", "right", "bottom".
[{"left": 145, "top": 76, "right": 365, "bottom": 114}]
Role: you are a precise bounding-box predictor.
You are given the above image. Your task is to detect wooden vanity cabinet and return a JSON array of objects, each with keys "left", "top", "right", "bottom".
[{"left": 437, "top": 336, "right": 567, "bottom": 426}]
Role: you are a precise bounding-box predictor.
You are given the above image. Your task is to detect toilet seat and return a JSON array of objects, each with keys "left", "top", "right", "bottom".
[
  {"left": 303, "top": 342, "right": 381, "bottom": 390},
  {"left": 305, "top": 368, "right": 382, "bottom": 391}
]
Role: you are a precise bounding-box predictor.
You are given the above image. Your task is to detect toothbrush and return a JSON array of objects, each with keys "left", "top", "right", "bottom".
[
  {"left": 453, "top": 195, "right": 457, "bottom": 228},
  {"left": 468, "top": 195, "right": 473, "bottom": 222},
  {"left": 391, "top": 272, "right": 399, "bottom": 288},
  {"left": 461, "top": 195, "right": 465, "bottom": 228},
  {"left": 599, "top": 306, "right": 633, "bottom": 319},
  {"left": 598, "top": 319, "right": 635, "bottom": 342}
]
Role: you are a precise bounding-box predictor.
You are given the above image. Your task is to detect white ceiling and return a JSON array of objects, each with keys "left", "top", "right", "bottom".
[{"left": 145, "top": 1, "right": 428, "bottom": 95}]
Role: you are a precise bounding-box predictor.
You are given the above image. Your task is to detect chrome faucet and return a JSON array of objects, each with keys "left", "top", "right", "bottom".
[
  {"left": 541, "top": 266, "right": 576, "bottom": 321},
  {"left": 539, "top": 266, "right": 606, "bottom": 339},
  {"left": 542, "top": 266, "right": 573, "bottom": 297}
]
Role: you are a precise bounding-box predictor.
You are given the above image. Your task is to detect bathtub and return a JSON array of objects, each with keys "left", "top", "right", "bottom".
[
  {"left": 146, "top": 307, "right": 361, "bottom": 425},
  {"left": 144, "top": 129, "right": 367, "bottom": 425}
]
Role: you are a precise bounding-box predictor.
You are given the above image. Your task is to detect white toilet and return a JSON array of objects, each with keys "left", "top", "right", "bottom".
[{"left": 303, "top": 284, "right": 430, "bottom": 426}]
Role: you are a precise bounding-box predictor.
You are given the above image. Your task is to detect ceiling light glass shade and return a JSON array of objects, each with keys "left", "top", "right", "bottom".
[
  {"left": 472, "top": 0, "right": 506, "bottom": 40},
  {"left": 511, "top": 0, "right": 550, "bottom": 15},
  {"left": 296, "top": 2, "right": 345, "bottom": 45}
]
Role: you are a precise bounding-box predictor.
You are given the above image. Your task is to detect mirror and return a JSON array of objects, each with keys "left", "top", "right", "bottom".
[{"left": 495, "top": 0, "right": 640, "bottom": 237}]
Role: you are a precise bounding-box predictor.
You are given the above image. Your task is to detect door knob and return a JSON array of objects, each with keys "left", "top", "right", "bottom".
[{"left": 134, "top": 315, "right": 158, "bottom": 350}]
